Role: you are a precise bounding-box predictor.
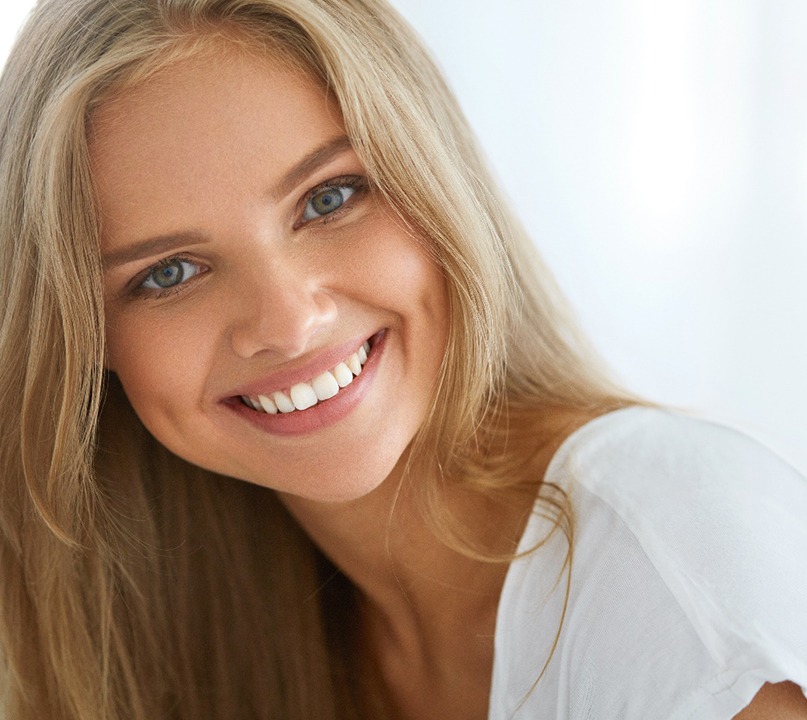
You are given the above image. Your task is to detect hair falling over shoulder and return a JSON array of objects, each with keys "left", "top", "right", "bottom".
[{"left": 0, "top": 0, "right": 631, "bottom": 717}]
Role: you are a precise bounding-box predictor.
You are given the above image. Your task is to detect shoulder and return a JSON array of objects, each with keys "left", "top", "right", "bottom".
[
  {"left": 551, "top": 405, "right": 805, "bottom": 498},
  {"left": 551, "top": 406, "right": 807, "bottom": 551},
  {"left": 492, "top": 406, "right": 807, "bottom": 717},
  {"left": 551, "top": 405, "right": 807, "bottom": 615},
  {"left": 542, "top": 406, "right": 807, "bottom": 713}
]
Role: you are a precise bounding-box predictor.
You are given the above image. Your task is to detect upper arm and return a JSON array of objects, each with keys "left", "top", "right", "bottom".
[{"left": 733, "top": 683, "right": 807, "bottom": 720}]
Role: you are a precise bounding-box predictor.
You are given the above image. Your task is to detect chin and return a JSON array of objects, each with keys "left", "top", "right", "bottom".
[{"left": 257, "top": 451, "right": 409, "bottom": 506}]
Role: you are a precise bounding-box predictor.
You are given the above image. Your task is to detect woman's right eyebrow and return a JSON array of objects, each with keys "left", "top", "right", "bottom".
[{"left": 102, "top": 230, "right": 209, "bottom": 270}]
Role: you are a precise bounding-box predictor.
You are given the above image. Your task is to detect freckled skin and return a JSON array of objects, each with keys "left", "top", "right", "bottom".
[{"left": 94, "top": 46, "right": 450, "bottom": 502}]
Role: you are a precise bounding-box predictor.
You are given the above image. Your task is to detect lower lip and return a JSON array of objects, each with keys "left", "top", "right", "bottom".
[{"left": 225, "top": 330, "right": 386, "bottom": 437}]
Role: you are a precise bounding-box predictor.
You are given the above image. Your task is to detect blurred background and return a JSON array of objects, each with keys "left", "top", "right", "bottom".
[{"left": 2, "top": 1, "right": 805, "bottom": 472}]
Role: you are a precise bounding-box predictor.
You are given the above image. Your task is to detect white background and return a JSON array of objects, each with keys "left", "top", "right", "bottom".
[{"left": 2, "top": 1, "right": 805, "bottom": 472}]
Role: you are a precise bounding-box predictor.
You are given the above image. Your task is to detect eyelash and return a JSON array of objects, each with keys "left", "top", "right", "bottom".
[
  {"left": 132, "top": 256, "right": 206, "bottom": 300},
  {"left": 296, "top": 175, "right": 367, "bottom": 228}
]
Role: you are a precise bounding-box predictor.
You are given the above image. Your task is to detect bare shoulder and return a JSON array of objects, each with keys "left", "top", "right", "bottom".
[{"left": 734, "top": 683, "right": 807, "bottom": 719}]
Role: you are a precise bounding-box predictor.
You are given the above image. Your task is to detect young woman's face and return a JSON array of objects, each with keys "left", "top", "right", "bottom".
[{"left": 93, "top": 45, "right": 449, "bottom": 502}]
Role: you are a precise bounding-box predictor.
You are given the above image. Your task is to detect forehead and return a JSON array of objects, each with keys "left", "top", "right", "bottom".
[
  {"left": 89, "top": 41, "right": 335, "bottom": 162},
  {"left": 88, "top": 43, "right": 344, "bottom": 242}
]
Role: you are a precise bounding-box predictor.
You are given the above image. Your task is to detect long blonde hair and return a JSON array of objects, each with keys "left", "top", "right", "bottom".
[{"left": 0, "top": 0, "right": 627, "bottom": 717}]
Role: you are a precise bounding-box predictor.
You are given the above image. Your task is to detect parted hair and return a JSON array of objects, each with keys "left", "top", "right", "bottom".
[{"left": 0, "top": 1, "right": 626, "bottom": 717}]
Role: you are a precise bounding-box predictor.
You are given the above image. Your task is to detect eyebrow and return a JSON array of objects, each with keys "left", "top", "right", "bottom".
[
  {"left": 270, "top": 134, "right": 354, "bottom": 201},
  {"left": 101, "top": 134, "right": 355, "bottom": 270},
  {"left": 102, "top": 230, "right": 210, "bottom": 270}
]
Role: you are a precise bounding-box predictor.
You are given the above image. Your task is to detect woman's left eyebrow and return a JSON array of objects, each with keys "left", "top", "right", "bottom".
[{"left": 270, "top": 134, "right": 354, "bottom": 201}]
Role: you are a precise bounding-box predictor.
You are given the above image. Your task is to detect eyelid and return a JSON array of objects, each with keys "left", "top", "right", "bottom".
[
  {"left": 129, "top": 255, "right": 207, "bottom": 299},
  {"left": 295, "top": 174, "right": 367, "bottom": 229}
]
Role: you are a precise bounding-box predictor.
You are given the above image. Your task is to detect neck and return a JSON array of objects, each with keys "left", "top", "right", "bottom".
[
  {"left": 277, "top": 408, "right": 594, "bottom": 719},
  {"left": 277, "top": 406, "right": 593, "bottom": 603},
  {"left": 279, "top": 455, "right": 531, "bottom": 720},
  {"left": 279, "top": 453, "right": 526, "bottom": 618}
]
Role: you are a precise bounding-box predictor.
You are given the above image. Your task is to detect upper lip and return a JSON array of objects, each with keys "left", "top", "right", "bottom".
[{"left": 224, "top": 331, "right": 378, "bottom": 400}]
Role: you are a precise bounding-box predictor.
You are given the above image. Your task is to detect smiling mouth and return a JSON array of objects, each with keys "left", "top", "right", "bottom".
[{"left": 239, "top": 338, "right": 373, "bottom": 415}]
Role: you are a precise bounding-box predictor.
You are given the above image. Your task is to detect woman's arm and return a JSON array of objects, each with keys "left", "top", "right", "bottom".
[{"left": 734, "top": 682, "right": 807, "bottom": 719}]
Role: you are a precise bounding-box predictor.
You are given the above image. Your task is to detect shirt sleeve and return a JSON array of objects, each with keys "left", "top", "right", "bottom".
[
  {"left": 490, "top": 407, "right": 807, "bottom": 720},
  {"left": 572, "top": 408, "right": 807, "bottom": 711}
]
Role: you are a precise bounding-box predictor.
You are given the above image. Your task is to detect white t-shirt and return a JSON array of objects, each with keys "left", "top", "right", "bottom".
[{"left": 489, "top": 407, "right": 807, "bottom": 719}]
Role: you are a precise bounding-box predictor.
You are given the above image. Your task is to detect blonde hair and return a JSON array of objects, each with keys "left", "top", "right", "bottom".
[{"left": 0, "top": 0, "right": 629, "bottom": 717}]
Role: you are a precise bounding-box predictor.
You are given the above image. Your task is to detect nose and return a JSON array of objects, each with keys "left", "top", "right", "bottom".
[{"left": 228, "top": 256, "right": 338, "bottom": 359}]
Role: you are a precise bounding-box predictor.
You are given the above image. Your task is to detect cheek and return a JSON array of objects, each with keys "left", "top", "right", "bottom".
[
  {"left": 106, "top": 309, "right": 211, "bottom": 423},
  {"left": 389, "top": 245, "right": 449, "bottom": 335},
  {"left": 349, "top": 218, "right": 448, "bottom": 318}
]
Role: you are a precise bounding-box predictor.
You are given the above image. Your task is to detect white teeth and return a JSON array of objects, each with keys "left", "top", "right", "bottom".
[
  {"left": 273, "top": 390, "right": 295, "bottom": 413},
  {"left": 244, "top": 338, "right": 374, "bottom": 414},
  {"left": 332, "top": 362, "right": 354, "bottom": 388},
  {"left": 312, "top": 371, "right": 339, "bottom": 400},
  {"left": 257, "top": 394, "right": 278, "bottom": 414},
  {"left": 290, "top": 382, "right": 318, "bottom": 411},
  {"left": 347, "top": 353, "right": 362, "bottom": 375}
]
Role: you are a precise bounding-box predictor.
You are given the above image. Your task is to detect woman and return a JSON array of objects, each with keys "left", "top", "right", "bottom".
[{"left": 0, "top": 1, "right": 804, "bottom": 718}]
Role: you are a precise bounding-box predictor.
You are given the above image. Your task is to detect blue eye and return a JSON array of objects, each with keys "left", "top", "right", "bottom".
[
  {"left": 141, "top": 258, "right": 202, "bottom": 291},
  {"left": 301, "top": 184, "right": 357, "bottom": 222}
]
